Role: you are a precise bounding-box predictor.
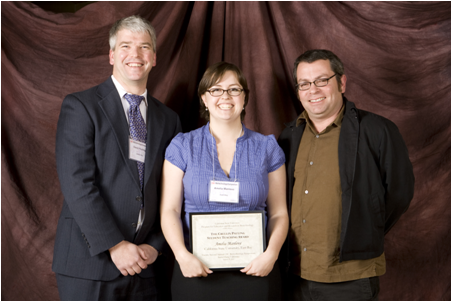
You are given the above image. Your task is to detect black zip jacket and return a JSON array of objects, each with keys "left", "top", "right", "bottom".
[{"left": 278, "top": 98, "right": 414, "bottom": 264}]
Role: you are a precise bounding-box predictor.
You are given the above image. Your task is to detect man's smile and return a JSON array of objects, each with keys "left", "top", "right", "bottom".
[
  {"left": 126, "top": 63, "right": 144, "bottom": 67},
  {"left": 309, "top": 97, "right": 325, "bottom": 103}
]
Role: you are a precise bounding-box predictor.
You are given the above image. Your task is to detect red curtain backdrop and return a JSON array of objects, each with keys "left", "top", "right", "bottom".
[{"left": 2, "top": 1, "right": 450, "bottom": 300}]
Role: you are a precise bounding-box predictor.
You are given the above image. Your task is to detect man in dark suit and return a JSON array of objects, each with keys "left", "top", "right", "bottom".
[
  {"left": 278, "top": 49, "right": 414, "bottom": 300},
  {"left": 53, "top": 15, "right": 181, "bottom": 300}
]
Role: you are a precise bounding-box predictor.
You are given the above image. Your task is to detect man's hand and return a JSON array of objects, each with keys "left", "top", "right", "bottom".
[
  {"left": 138, "top": 244, "right": 159, "bottom": 266},
  {"left": 109, "top": 240, "right": 148, "bottom": 276}
]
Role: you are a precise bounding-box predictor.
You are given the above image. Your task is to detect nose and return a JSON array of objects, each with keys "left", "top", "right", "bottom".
[
  {"left": 309, "top": 83, "right": 320, "bottom": 93},
  {"left": 130, "top": 46, "right": 139, "bottom": 57},
  {"left": 221, "top": 91, "right": 232, "bottom": 99}
]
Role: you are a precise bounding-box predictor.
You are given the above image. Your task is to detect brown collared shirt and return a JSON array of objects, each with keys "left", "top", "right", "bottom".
[{"left": 290, "top": 106, "right": 385, "bottom": 282}]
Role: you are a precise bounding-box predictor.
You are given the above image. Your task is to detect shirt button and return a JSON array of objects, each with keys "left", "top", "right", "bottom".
[
  {"left": 316, "top": 134, "right": 320, "bottom": 138},
  {"left": 303, "top": 248, "right": 307, "bottom": 252},
  {"left": 305, "top": 190, "right": 308, "bottom": 194},
  {"left": 132, "top": 223, "right": 137, "bottom": 228},
  {"left": 303, "top": 219, "right": 306, "bottom": 223},
  {"left": 309, "top": 161, "right": 313, "bottom": 165}
]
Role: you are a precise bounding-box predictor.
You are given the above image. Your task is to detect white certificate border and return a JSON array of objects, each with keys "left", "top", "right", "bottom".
[{"left": 189, "top": 211, "right": 266, "bottom": 270}]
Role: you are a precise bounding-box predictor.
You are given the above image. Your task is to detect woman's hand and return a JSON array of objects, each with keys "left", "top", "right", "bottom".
[
  {"left": 177, "top": 251, "right": 213, "bottom": 278},
  {"left": 240, "top": 250, "right": 277, "bottom": 277}
]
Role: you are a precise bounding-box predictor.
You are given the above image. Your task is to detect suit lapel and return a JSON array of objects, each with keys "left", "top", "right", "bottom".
[
  {"left": 143, "top": 96, "right": 165, "bottom": 187},
  {"left": 98, "top": 78, "right": 141, "bottom": 190}
]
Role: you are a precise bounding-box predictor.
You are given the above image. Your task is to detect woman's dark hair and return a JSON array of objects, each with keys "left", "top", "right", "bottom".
[{"left": 198, "top": 62, "right": 249, "bottom": 121}]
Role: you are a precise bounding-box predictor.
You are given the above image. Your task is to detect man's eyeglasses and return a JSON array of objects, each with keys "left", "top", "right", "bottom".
[
  {"left": 206, "top": 88, "right": 244, "bottom": 97},
  {"left": 296, "top": 74, "right": 337, "bottom": 91}
]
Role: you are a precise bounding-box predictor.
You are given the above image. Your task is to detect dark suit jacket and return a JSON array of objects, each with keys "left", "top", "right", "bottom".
[{"left": 52, "top": 77, "right": 181, "bottom": 281}]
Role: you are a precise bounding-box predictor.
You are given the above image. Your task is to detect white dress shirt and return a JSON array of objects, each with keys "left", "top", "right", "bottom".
[{"left": 111, "top": 75, "right": 148, "bottom": 125}]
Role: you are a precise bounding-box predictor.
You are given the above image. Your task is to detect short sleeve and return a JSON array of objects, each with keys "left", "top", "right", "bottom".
[
  {"left": 266, "top": 135, "right": 286, "bottom": 173},
  {"left": 165, "top": 132, "right": 188, "bottom": 172}
]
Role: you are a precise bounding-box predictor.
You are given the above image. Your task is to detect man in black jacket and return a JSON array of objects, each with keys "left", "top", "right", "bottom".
[{"left": 278, "top": 49, "right": 414, "bottom": 300}]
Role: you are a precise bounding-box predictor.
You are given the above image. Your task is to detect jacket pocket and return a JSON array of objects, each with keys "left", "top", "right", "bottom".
[
  {"left": 67, "top": 218, "right": 92, "bottom": 259},
  {"left": 369, "top": 193, "right": 385, "bottom": 228}
]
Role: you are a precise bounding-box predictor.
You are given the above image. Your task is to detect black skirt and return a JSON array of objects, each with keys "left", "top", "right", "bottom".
[{"left": 171, "top": 260, "right": 282, "bottom": 301}]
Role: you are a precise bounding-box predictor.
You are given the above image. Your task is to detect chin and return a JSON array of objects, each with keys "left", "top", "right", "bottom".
[{"left": 127, "top": 75, "right": 145, "bottom": 81}]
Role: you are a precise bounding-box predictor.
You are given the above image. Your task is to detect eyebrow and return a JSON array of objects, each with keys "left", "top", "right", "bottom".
[
  {"left": 119, "top": 41, "right": 152, "bottom": 47},
  {"left": 211, "top": 84, "right": 242, "bottom": 88},
  {"left": 298, "top": 74, "right": 330, "bottom": 82}
]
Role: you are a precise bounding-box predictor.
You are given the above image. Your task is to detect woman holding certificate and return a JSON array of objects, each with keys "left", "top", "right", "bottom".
[{"left": 161, "top": 62, "right": 288, "bottom": 300}]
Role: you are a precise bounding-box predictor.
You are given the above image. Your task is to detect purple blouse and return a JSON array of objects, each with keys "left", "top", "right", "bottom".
[{"left": 165, "top": 123, "right": 285, "bottom": 241}]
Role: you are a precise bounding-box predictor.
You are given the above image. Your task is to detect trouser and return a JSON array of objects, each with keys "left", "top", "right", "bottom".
[
  {"left": 56, "top": 273, "right": 160, "bottom": 301},
  {"left": 288, "top": 274, "right": 380, "bottom": 301}
]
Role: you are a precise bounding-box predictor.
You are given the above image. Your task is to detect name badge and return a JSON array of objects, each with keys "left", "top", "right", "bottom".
[
  {"left": 129, "top": 138, "right": 146, "bottom": 163},
  {"left": 209, "top": 180, "right": 240, "bottom": 204}
]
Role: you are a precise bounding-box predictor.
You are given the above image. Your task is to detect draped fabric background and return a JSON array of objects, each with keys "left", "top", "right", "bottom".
[{"left": 1, "top": 1, "right": 450, "bottom": 300}]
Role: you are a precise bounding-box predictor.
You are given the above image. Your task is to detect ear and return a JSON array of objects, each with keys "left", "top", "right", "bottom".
[
  {"left": 153, "top": 53, "right": 157, "bottom": 67},
  {"left": 109, "top": 49, "right": 114, "bottom": 66},
  {"left": 340, "top": 74, "right": 347, "bottom": 93}
]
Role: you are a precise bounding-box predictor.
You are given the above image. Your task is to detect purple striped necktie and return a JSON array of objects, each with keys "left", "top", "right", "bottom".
[{"left": 124, "top": 93, "right": 147, "bottom": 189}]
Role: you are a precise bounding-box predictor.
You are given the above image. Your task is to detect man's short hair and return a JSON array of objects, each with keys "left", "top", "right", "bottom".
[
  {"left": 293, "top": 49, "right": 345, "bottom": 88},
  {"left": 109, "top": 15, "right": 157, "bottom": 52}
]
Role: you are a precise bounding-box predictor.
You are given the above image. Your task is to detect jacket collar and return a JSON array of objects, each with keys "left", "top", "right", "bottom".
[{"left": 343, "top": 96, "right": 359, "bottom": 119}]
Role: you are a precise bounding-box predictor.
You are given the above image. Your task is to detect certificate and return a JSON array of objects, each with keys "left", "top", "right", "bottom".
[{"left": 189, "top": 211, "right": 266, "bottom": 270}]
